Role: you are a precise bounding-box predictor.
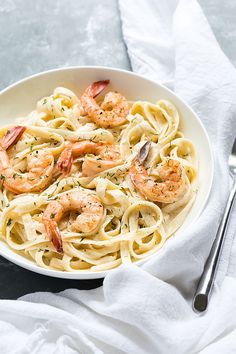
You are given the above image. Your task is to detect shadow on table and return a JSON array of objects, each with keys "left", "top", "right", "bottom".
[{"left": 0, "top": 256, "right": 103, "bottom": 299}]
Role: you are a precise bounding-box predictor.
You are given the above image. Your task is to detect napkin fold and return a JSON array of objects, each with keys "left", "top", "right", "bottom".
[{"left": 1, "top": 0, "right": 236, "bottom": 353}]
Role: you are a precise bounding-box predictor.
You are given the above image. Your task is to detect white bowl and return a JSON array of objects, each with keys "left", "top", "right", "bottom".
[{"left": 0, "top": 66, "right": 213, "bottom": 279}]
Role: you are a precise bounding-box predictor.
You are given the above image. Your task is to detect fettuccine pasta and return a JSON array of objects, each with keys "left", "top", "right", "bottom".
[{"left": 0, "top": 82, "right": 198, "bottom": 272}]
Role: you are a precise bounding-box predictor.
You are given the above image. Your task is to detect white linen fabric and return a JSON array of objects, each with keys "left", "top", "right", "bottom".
[{"left": 1, "top": 0, "right": 236, "bottom": 353}]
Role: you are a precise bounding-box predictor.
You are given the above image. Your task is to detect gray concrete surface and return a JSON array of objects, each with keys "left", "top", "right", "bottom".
[
  {"left": 0, "top": 0, "right": 131, "bottom": 90},
  {"left": 0, "top": 0, "right": 235, "bottom": 298}
]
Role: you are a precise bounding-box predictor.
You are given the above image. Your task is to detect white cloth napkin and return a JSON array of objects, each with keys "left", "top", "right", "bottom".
[{"left": 1, "top": 0, "right": 236, "bottom": 353}]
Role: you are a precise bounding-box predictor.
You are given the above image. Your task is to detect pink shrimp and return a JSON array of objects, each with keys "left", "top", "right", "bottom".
[
  {"left": 0, "top": 126, "right": 54, "bottom": 194},
  {"left": 43, "top": 189, "right": 104, "bottom": 252},
  {"left": 57, "top": 140, "right": 122, "bottom": 176},
  {"left": 129, "top": 141, "right": 186, "bottom": 203},
  {"left": 80, "top": 80, "right": 130, "bottom": 128}
]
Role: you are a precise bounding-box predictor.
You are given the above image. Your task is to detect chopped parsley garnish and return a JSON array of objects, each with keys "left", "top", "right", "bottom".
[{"left": 7, "top": 218, "right": 12, "bottom": 227}]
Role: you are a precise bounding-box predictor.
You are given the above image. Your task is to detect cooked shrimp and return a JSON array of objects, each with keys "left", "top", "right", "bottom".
[
  {"left": 129, "top": 141, "right": 186, "bottom": 203},
  {"left": 43, "top": 189, "right": 104, "bottom": 252},
  {"left": 0, "top": 126, "right": 54, "bottom": 194},
  {"left": 1, "top": 126, "right": 26, "bottom": 150},
  {"left": 80, "top": 80, "right": 130, "bottom": 128},
  {"left": 57, "top": 140, "right": 122, "bottom": 176}
]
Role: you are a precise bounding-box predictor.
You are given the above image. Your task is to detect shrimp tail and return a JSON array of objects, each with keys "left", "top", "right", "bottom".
[
  {"left": 137, "top": 141, "right": 151, "bottom": 164},
  {"left": 87, "top": 80, "right": 110, "bottom": 98},
  {"left": 45, "top": 221, "right": 63, "bottom": 253},
  {"left": 57, "top": 148, "right": 73, "bottom": 175},
  {"left": 1, "top": 126, "right": 26, "bottom": 150}
]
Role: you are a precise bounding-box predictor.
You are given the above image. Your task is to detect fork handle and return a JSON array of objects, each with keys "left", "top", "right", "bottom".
[{"left": 193, "top": 178, "right": 236, "bottom": 312}]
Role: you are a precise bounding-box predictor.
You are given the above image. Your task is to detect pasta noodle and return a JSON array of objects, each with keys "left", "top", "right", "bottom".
[{"left": 0, "top": 85, "right": 198, "bottom": 272}]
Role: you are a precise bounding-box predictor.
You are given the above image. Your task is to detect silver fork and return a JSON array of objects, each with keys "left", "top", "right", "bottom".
[{"left": 193, "top": 138, "right": 236, "bottom": 312}]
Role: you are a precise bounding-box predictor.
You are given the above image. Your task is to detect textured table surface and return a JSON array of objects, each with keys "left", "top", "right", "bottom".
[{"left": 0, "top": 0, "right": 235, "bottom": 299}]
